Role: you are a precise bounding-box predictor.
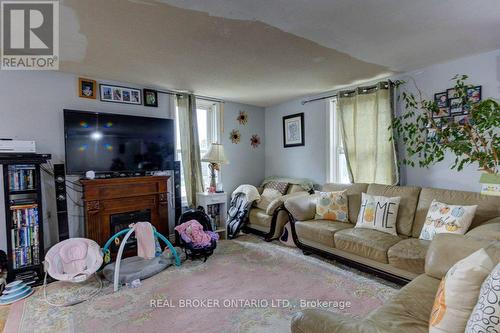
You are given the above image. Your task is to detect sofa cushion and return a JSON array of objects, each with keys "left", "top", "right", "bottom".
[
  {"left": 296, "top": 220, "right": 353, "bottom": 248},
  {"left": 255, "top": 187, "right": 282, "bottom": 211},
  {"left": 334, "top": 228, "right": 402, "bottom": 263},
  {"left": 367, "top": 184, "right": 421, "bottom": 237},
  {"left": 322, "top": 183, "right": 369, "bottom": 224},
  {"left": 365, "top": 274, "right": 441, "bottom": 333},
  {"left": 287, "top": 184, "right": 304, "bottom": 194},
  {"left": 466, "top": 219, "right": 500, "bottom": 241},
  {"left": 388, "top": 239, "right": 430, "bottom": 274},
  {"left": 248, "top": 208, "right": 272, "bottom": 228},
  {"left": 412, "top": 187, "right": 500, "bottom": 238}
]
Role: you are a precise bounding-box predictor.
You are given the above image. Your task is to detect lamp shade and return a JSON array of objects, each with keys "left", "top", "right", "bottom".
[{"left": 201, "top": 143, "right": 229, "bottom": 164}]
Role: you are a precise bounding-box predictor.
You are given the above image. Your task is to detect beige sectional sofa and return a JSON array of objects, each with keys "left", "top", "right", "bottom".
[
  {"left": 291, "top": 233, "right": 500, "bottom": 333},
  {"left": 284, "top": 183, "right": 500, "bottom": 282},
  {"left": 244, "top": 183, "right": 309, "bottom": 240}
]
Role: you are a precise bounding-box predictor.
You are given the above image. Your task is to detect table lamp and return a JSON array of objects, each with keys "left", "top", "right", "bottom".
[{"left": 201, "top": 143, "right": 229, "bottom": 192}]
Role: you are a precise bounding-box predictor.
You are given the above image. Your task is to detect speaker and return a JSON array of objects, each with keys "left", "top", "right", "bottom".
[
  {"left": 53, "top": 164, "right": 69, "bottom": 241},
  {"left": 173, "top": 161, "right": 182, "bottom": 224}
]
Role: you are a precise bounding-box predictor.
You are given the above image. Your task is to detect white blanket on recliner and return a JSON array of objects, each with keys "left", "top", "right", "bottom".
[{"left": 232, "top": 184, "right": 261, "bottom": 203}]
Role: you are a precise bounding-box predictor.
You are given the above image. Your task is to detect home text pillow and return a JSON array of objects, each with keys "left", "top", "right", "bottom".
[
  {"left": 255, "top": 181, "right": 289, "bottom": 211},
  {"left": 429, "top": 249, "right": 494, "bottom": 333},
  {"left": 355, "top": 193, "right": 400, "bottom": 235},
  {"left": 315, "top": 191, "right": 348, "bottom": 222},
  {"left": 419, "top": 200, "right": 477, "bottom": 241},
  {"left": 465, "top": 263, "right": 500, "bottom": 333}
]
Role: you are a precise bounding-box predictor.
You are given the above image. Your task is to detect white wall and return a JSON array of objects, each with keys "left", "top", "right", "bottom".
[
  {"left": 0, "top": 71, "right": 174, "bottom": 251},
  {"left": 265, "top": 48, "right": 500, "bottom": 191},
  {"left": 221, "top": 102, "right": 266, "bottom": 195},
  {"left": 0, "top": 71, "right": 265, "bottom": 251},
  {"left": 265, "top": 98, "right": 329, "bottom": 185}
]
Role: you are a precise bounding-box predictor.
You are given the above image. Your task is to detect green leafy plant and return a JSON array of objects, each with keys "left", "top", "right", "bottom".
[{"left": 391, "top": 75, "right": 499, "bottom": 174}]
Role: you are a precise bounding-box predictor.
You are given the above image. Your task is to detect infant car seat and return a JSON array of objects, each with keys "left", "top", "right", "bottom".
[
  {"left": 176, "top": 208, "right": 217, "bottom": 262},
  {"left": 44, "top": 238, "right": 103, "bottom": 306}
]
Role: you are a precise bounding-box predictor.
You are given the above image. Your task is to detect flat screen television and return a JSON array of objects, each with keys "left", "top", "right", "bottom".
[{"left": 64, "top": 109, "right": 175, "bottom": 175}]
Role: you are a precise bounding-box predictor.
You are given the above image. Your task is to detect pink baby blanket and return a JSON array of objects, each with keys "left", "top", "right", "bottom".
[
  {"left": 130, "top": 222, "right": 156, "bottom": 259},
  {"left": 175, "top": 220, "right": 216, "bottom": 248}
]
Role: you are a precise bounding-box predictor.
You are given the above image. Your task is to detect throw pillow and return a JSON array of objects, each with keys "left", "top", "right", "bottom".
[
  {"left": 465, "top": 263, "right": 500, "bottom": 333},
  {"left": 419, "top": 200, "right": 477, "bottom": 241},
  {"left": 429, "top": 249, "right": 494, "bottom": 333},
  {"left": 255, "top": 188, "right": 282, "bottom": 211},
  {"left": 264, "top": 181, "right": 289, "bottom": 195},
  {"left": 315, "top": 191, "right": 349, "bottom": 222},
  {"left": 355, "top": 193, "right": 400, "bottom": 235}
]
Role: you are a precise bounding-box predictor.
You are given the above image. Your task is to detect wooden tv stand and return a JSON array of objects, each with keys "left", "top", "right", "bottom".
[{"left": 80, "top": 176, "right": 169, "bottom": 246}]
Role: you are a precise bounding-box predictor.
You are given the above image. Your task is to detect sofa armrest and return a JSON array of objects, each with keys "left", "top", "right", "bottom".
[
  {"left": 466, "top": 219, "right": 500, "bottom": 241},
  {"left": 291, "top": 309, "right": 377, "bottom": 333},
  {"left": 284, "top": 194, "right": 317, "bottom": 221},
  {"left": 425, "top": 233, "right": 495, "bottom": 280},
  {"left": 266, "top": 191, "right": 308, "bottom": 216}
]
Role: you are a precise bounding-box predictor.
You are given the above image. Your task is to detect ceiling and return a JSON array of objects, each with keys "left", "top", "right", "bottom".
[{"left": 60, "top": 0, "right": 500, "bottom": 107}]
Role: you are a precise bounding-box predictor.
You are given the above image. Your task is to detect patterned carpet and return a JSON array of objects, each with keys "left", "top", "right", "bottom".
[{"left": 5, "top": 235, "right": 399, "bottom": 333}]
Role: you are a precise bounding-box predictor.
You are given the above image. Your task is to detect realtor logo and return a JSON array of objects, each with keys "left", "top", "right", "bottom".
[{"left": 1, "top": 0, "right": 59, "bottom": 70}]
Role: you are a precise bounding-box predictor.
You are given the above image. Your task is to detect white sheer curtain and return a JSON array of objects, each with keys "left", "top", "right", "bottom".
[
  {"left": 338, "top": 82, "right": 399, "bottom": 185},
  {"left": 176, "top": 93, "right": 204, "bottom": 207}
]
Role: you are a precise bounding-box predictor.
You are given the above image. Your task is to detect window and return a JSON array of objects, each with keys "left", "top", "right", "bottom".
[
  {"left": 175, "top": 100, "right": 220, "bottom": 203},
  {"left": 327, "top": 98, "right": 350, "bottom": 184}
]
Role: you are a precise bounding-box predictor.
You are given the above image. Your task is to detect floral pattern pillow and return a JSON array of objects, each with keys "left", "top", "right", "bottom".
[
  {"left": 315, "top": 191, "right": 349, "bottom": 222},
  {"left": 419, "top": 200, "right": 477, "bottom": 241}
]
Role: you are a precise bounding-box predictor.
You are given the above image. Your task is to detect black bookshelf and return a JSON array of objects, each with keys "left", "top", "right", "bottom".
[{"left": 1, "top": 153, "right": 50, "bottom": 286}]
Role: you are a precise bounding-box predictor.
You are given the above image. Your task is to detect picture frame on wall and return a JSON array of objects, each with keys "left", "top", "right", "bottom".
[
  {"left": 99, "top": 84, "right": 142, "bottom": 105},
  {"left": 78, "top": 78, "right": 97, "bottom": 99},
  {"left": 143, "top": 89, "right": 158, "bottom": 107},
  {"left": 449, "top": 97, "right": 463, "bottom": 115},
  {"left": 467, "top": 86, "right": 481, "bottom": 104},
  {"left": 434, "top": 92, "right": 448, "bottom": 108},
  {"left": 283, "top": 112, "right": 304, "bottom": 148}
]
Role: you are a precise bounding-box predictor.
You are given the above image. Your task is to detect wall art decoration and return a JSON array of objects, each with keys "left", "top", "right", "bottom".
[
  {"left": 250, "top": 134, "right": 261, "bottom": 148},
  {"left": 100, "top": 84, "right": 142, "bottom": 105},
  {"left": 237, "top": 111, "right": 248, "bottom": 125},
  {"left": 283, "top": 112, "right": 304, "bottom": 148},
  {"left": 229, "top": 129, "right": 241, "bottom": 144},
  {"left": 78, "top": 78, "right": 97, "bottom": 99},
  {"left": 143, "top": 89, "right": 158, "bottom": 107}
]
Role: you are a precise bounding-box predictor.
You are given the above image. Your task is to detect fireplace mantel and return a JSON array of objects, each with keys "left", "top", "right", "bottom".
[{"left": 80, "top": 176, "right": 169, "bottom": 246}]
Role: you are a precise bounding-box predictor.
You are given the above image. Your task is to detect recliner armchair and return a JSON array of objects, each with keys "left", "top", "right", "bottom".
[{"left": 244, "top": 180, "right": 312, "bottom": 241}]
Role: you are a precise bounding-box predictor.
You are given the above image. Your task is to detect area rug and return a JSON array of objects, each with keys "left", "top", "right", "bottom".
[{"left": 5, "top": 235, "right": 399, "bottom": 333}]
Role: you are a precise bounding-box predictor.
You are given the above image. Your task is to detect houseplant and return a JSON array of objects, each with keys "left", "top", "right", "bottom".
[{"left": 391, "top": 75, "right": 499, "bottom": 193}]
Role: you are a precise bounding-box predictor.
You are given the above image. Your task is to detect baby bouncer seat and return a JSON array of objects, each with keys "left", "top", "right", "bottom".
[{"left": 44, "top": 238, "right": 103, "bottom": 306}]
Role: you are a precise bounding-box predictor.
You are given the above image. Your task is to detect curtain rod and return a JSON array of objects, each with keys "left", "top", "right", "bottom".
[
  {"left": 301, "top": 82, "right": 390, "bottom": 105},
  {"left": 156, "top": 89, "right": 225, "bottom": 104}
]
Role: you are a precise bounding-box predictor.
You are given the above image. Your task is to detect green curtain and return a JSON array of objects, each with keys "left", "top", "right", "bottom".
[
  {"left": 338, "top": 82, "right": 399, "bottom": 185},
  {"left": 176, "top": 93, "right": 204, "bottom": 207}
]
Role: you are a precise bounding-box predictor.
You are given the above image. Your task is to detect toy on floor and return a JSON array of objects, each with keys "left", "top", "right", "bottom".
[
  {"left": 0, "top": 281, "right": 34, "bottom": 305},
  {"left": 43, "top": 238, "right": 103, "bottom": 306},
  {"left": 176, "top": 209, "right": 218, "bottom": 262},
  {"left": 102, "top": 222, "right": 181, "bottom": 292}
]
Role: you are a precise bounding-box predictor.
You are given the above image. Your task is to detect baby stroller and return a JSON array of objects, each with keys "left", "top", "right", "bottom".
[
  {"left": 176, "top": 208, "right": 217, "bottom": 262},
  {"left": 227, "top": 192, "right": 253, "bottom": 239}
]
